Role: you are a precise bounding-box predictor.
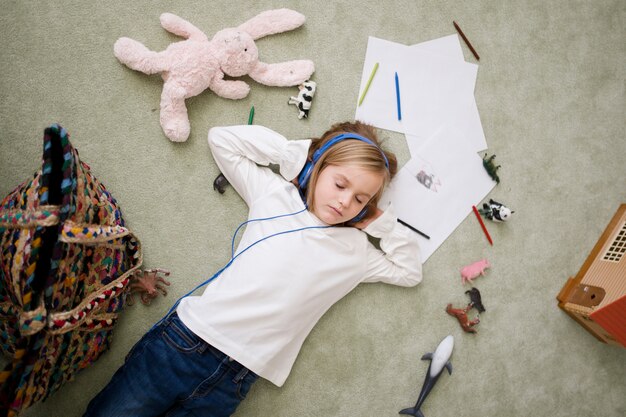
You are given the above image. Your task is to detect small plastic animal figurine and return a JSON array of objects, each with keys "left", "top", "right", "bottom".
[
  {"left": 127, "top": 268, "right": 171, "bottom": 306},
  {"left": 465, "top": 287, "right": 485, "bottom": 313},
  {"left": 482, "top": 153, "right": 501, "bottom": 183},
  {"left": 399, "top": 335, "right": 454, "bottom": 417},
  {"left": 288, "top": 80, "right": 316, "bottom": 118},
  {"left": 446, "top": 303, "right": 480, "bottom": 333},
  {"left": 460, "top": 258, "right": 490, "bottom": 284},
  {"left": 479, "top": 198, "right": 514, "bottom": 222},
  {"left": 213, "top": 172, "right": 230, "bottom": 194}
]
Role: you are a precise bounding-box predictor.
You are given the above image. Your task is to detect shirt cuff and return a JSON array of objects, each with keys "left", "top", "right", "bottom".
[
  {"left": 363, "top": 202, "right": 397, "bottom": 238},
  {"left": 279, "top": 139, "right": 311, "bottom": 181}
]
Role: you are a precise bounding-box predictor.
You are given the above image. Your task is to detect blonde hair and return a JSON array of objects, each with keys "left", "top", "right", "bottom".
[{"left": 303, "top": 121, "right": 397, "bottom": 221}]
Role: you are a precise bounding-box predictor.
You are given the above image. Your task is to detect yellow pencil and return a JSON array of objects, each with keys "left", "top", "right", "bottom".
[{"left": 358, "top": 62, "right": 379, "bottom": 106}]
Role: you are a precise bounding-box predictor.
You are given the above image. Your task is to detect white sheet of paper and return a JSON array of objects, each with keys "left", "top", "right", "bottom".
[
  {"left": 355, "top": 37, "right": 407, "bottom": 133},
  {"left": 410, "top": 34, "right": 465, "bottom": 61},
  {"left": 355, "top": 36, "right": 487, "bottom": 153},
  {"left": 400, "top": 56, "right": 480, "bottom": 152},
  {"left": 406, "top": 35, "right": 487, "bottom": 153},
  {"left": 379, "top": 126, "right": 496, "bottom": 262}
]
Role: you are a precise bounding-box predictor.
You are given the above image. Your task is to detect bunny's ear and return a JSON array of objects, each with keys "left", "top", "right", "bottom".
[
  {"left": 248, "top": 60, "right": 314, "bottom": 87},
  {"left": 237, "top": 9, "right": 306, "bottom": 40}
]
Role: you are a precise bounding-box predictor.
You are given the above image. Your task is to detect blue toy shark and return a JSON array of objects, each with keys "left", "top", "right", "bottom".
[{"left": 399, "top": 335, "right": 454, "bottom": 417}]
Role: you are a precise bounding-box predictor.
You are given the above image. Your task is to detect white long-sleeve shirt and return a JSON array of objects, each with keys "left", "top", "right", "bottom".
[{"left": 177, "top": 125, "right": 422, "bottom": 386}]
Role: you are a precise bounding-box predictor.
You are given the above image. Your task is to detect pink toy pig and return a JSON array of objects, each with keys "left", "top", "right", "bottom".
[{"left": 460, "top": 259, "right": 491, "bottom": 284}]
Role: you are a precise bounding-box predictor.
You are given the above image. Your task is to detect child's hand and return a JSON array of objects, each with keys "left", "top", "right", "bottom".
[{"left": 351, "top": 207, "right": 383, "bottom": 230}]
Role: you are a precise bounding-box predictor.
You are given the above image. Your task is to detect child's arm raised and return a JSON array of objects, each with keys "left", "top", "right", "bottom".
[
  {"left": 361, "top": 204, "right": 423, "bottom": 287},
  {"left": 208, "top": 125, "right": 310, "bottom": 205}
]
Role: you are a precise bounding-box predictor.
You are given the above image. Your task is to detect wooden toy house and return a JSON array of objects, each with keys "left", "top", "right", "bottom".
[{"left": 557, "top": 204, "right": 626, "bottom": 348}]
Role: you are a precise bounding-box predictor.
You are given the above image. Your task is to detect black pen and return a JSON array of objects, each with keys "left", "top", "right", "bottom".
[{"left": 397, "top": 218, "right": 430, "bottom": 240}]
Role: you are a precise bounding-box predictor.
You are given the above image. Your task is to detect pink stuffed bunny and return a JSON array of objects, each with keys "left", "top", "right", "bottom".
[{"left": 114, "top": 9, "right": 315, "bottom": 142}]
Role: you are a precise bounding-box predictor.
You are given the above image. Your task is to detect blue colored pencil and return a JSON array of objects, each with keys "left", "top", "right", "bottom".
[{"left": 395, "top": 72, "right": 402, "bottom": 120}]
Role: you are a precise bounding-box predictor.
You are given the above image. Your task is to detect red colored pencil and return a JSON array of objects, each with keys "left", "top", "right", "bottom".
[{"left": 472, "top": 205, "right": 493, "bottom": 245}]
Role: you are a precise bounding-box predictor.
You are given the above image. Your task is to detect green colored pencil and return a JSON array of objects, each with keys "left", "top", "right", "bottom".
[
  {"left": 358, "top": 62, "right": 379, "bottom": 106},
  {"left": 248, "top": 106, "right": 255, "bottom": 124}
]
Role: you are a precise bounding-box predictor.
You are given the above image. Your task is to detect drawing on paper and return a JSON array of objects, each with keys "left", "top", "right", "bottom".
[{"left": 416, "top": 165, "right": 441, "bottom": 192}]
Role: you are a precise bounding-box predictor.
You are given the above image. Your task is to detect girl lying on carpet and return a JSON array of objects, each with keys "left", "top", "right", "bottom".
[{"left": 84, "top": 120, "right": 422, "bottom": 417}]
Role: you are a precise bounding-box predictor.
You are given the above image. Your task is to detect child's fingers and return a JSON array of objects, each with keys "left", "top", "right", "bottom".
[{"left": 351, "top": 207, "right": 383, "bottom": 229}]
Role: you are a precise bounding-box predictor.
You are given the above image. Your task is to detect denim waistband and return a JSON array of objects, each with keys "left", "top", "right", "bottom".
[{"left": 168, "top": 311, "right": 255, "bottom": 378}]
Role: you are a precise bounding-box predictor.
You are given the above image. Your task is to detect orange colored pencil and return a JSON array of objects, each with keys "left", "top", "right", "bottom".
[{"left": 472, "top": 205, "right": 493, "bottom": 245}]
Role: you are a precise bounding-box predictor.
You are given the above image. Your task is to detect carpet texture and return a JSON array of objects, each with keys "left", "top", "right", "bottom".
[{"left": 0, "top": 1, "right": 624, "bottom": 416}]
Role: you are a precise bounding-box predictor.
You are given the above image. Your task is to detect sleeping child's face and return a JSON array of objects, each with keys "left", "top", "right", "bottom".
[{"left": 311, "top": 164, "right": 385, "bottom": 225}]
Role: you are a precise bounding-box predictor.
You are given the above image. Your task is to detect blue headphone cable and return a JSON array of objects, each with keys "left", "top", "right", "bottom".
[{"left": 151, "top": 206, "right": 329, "bottom": 329}]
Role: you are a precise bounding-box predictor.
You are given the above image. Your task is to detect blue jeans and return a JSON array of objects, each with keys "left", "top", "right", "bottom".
[{"left": 83, "top": 312, "right": 258, "bottom": 417}]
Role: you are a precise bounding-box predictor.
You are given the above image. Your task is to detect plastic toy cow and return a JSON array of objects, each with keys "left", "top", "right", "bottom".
[{"left": 288, "top": 80, "right": 316, "bottom": 119}]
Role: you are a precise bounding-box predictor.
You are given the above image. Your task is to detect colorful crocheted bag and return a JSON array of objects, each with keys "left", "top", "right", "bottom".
[{"left": 0, "top": 124, "right": 142, "bottom": 416}]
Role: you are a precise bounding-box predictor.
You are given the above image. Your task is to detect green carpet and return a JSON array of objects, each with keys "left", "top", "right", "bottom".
[{"left": 1, "top": 1, "right": 624, "bottom": 416}]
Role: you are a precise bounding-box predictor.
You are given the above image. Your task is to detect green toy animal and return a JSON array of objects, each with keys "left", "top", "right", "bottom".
[{"left": 482, "top": 153, "right": 501, "bottom": 183}]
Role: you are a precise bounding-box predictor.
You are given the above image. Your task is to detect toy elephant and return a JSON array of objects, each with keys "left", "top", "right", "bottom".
[{"left": 114, "top": 10, "right": 315, "bottom": 142}]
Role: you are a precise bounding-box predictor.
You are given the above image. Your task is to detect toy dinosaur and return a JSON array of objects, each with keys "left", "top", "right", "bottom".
[{"left": 482, "top": 153, "right": 501, "bottom": 183}]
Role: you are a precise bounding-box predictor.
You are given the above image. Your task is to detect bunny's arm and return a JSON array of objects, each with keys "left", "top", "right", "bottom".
[
  {"left": 159, "top": 13, "right": 208, "bottom": 42},
  {"left": 209, "top": 72, "right": 251, "bottom": 99},
  {"left": 248, "top": 60, "right": 314, "bottom": 87}
]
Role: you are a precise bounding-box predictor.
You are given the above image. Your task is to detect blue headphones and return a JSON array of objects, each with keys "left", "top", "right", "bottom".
[{"left": 298, "top": 132, "right": 389, "bottom": 223}]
